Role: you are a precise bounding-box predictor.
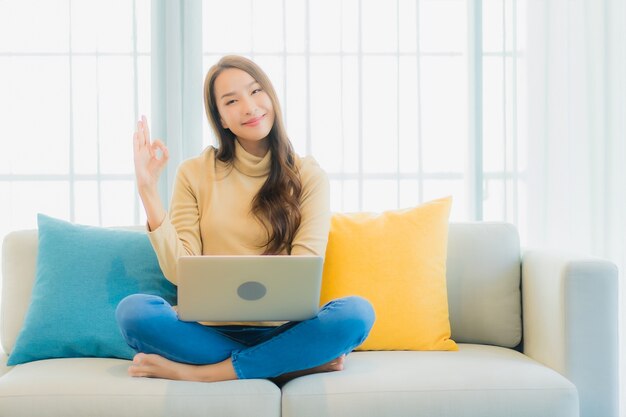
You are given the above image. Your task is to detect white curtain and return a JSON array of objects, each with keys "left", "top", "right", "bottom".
[
  {"left": 524, "top": 0, "right": 626, "bottom": 413},
  {"left": 151, "top": 0, "right": 203, "bottom": 207}
]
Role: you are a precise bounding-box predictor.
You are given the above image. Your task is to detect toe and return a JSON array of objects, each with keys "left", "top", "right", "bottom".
[
  {"left": 133, "top": 353, "right": 146, "bottom": 364},
  {"left": 128, "top": 365, "right": 141, "bottom": 377}
]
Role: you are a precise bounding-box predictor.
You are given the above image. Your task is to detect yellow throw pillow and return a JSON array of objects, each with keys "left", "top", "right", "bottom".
[{"left": 320, "top": 196, "right": 457, "bottom": 351}]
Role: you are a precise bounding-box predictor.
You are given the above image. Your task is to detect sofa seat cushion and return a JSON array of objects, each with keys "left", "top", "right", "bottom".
[
  {"left": 281, "top": 344, "right": 578, "bottom": 417},
  {"left": 0, "top": 358, "right": 281, "bottom": 417}
]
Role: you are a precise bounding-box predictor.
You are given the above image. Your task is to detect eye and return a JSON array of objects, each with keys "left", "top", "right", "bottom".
[
  {"left": 252, "top": 88, "right": 262, "bottom": 95},
  {"left": 225, "top": 99, "right": 236, "bottom": 106}
]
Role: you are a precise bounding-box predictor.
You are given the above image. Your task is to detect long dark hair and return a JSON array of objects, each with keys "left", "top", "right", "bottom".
[{"left": 203, "top": 55, "right": 302, "bottom": 255}]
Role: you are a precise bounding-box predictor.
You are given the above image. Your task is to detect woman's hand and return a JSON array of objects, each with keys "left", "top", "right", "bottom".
[{"left": 133, "top": 115, "right": 169, "bottom": 192}]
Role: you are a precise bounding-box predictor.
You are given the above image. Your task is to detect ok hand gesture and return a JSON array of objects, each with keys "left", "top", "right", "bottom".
[{"left": 133, "top": 115, "right": 169, "bottom": 191}]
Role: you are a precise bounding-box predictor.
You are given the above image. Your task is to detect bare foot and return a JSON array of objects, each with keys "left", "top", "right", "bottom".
[
  {"left": 128, "top": 353, "right": 238, "bottom": 382},
  {"left": 271, "top": 354, "right": 346, "bottom": 386}
]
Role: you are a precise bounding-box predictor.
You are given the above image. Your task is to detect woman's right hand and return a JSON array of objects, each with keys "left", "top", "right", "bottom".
[{"left": 133, "top": 115, "right": 169, "bottom": 192}]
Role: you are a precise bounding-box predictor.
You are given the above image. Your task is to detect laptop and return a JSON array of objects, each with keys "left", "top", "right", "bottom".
[{"left": 176, "top": 255, "right": 324, "bottom": 322}]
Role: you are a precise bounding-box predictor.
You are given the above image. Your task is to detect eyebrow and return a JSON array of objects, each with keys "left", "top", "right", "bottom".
[{"left": 220, "top": 80, "right": 260, "bottom": 100}]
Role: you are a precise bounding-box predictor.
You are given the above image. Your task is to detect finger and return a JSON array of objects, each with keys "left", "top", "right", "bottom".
[
  {"left": 134, "top": 129, "right": 149, "bottom": 152},
  {"left": 152, "top": 138, "right": 166, "bottom": 149},
  {"left": 151, "top": 143, "right": 168, "bottom": 166},
  {"left": 133, "top": 132, "right": 140, "bottom": 153},
  {"left": 142, "top": 115, "right": 151, "bottom": 143},
  {"left": 138, "top": 119, "right": 150, "bottom": 146},
  {"left": 136, "top": 120, "right": 145, "bottom": 146},
  {"left": 152, "top": 139, "right": 169, "bottom": 162},
  {"left": 148, "top": 140, "right": 155, "bottom": 158}
]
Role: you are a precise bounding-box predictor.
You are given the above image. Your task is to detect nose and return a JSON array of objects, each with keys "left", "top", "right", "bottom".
[{"left": 242, "top": 95, "right": 258, "bottom": 115}]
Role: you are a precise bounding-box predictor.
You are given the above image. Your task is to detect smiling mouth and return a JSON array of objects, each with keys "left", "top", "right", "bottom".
[{"left": 243, "top": 114, "right": 266, "bottom": 125}]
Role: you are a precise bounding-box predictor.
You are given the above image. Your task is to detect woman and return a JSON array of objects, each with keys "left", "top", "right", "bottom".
[{"left": 116, "top": 55, "right": 375, "bottom": 384}]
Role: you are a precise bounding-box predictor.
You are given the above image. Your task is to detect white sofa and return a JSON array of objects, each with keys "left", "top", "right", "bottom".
[{"left": 0, "top": 223, "right": 619, "bottom": 417}]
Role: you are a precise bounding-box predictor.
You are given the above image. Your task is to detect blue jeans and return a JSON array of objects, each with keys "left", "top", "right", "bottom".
[{"left": 115, "top": 294, "right": 375, "bottom": 379}]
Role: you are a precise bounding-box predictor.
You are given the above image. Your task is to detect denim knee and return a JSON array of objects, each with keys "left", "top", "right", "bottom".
[
  {"left": 115, "top": 294, "right": 170, "bottom": 333},
  {"left": 343, "top": 295, "right": 376, "bottom": 335},
  {"left": 325, "top": 296, "right": 375, "bottom": 347}
]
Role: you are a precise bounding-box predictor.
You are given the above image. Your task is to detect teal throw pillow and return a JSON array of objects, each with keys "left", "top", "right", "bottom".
[{"left": 7, "top": 214, "right": 177, "bottom": 366}]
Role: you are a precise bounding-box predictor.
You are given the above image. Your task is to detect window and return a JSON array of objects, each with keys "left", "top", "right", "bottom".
[
  {"left": 200, "top": 0, "right": 526, "bottom": 225},
  {"left": 481, "top": 0, "right": 526, "bottom": 233},
  {"left": 0, "top": 0, "right": 151, "bottom": 244},
  {"left": 0, "top": 0, "right": 527, "bottom": 237}
]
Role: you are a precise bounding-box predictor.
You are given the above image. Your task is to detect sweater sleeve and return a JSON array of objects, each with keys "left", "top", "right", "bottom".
[
  {"left": 146, "top": 161, "right": 203, "bottom": 285},
  {"left": 290, "top": 157, "right": 331, "bottom": 257}
]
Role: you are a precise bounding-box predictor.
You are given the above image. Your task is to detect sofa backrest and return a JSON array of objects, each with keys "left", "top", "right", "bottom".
[
  {"left": 447, "top": 223, "right": 521, "bottom": 347},
  {"left": 2, "top": 229, "right": 38, "bottom": 355},
  {"left": 1, "top": 223, "right": 521, "bottom": 355}
]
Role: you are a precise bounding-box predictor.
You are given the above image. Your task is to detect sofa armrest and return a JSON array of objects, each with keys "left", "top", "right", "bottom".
[
  {"left": 0, "top": 351, "right": 11, "bottom": 378},
  {"left": 522, "top": 250, "right": 618, "bottom": 417}
]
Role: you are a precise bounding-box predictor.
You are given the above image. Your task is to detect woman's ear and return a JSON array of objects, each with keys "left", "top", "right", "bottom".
[{"left": 220, "top": 117, "right": 228, "bottom": 129}]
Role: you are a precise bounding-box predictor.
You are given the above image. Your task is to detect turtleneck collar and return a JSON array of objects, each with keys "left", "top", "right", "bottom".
[{"left": 233, "top": 139, "right": 272, "bottom": 177}]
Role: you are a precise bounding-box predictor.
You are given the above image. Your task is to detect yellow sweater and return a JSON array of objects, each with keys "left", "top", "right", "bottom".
[{"left": 147, "top": 140, "right": 330, "bottom": 325}]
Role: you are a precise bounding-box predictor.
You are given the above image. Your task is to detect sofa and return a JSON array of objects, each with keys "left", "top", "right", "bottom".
[{"left": 0, "top": 222, "right": 619, "bottom": 417}]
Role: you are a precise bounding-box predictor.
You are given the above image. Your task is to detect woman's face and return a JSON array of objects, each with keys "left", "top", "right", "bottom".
[{"left": 214, "top": 68, "right": 275, "bottom": 153}]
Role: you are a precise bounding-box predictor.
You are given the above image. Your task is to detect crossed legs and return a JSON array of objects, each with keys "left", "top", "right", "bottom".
[{"left": 116, "top": 294, "right": 374, "bottom": 383}]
